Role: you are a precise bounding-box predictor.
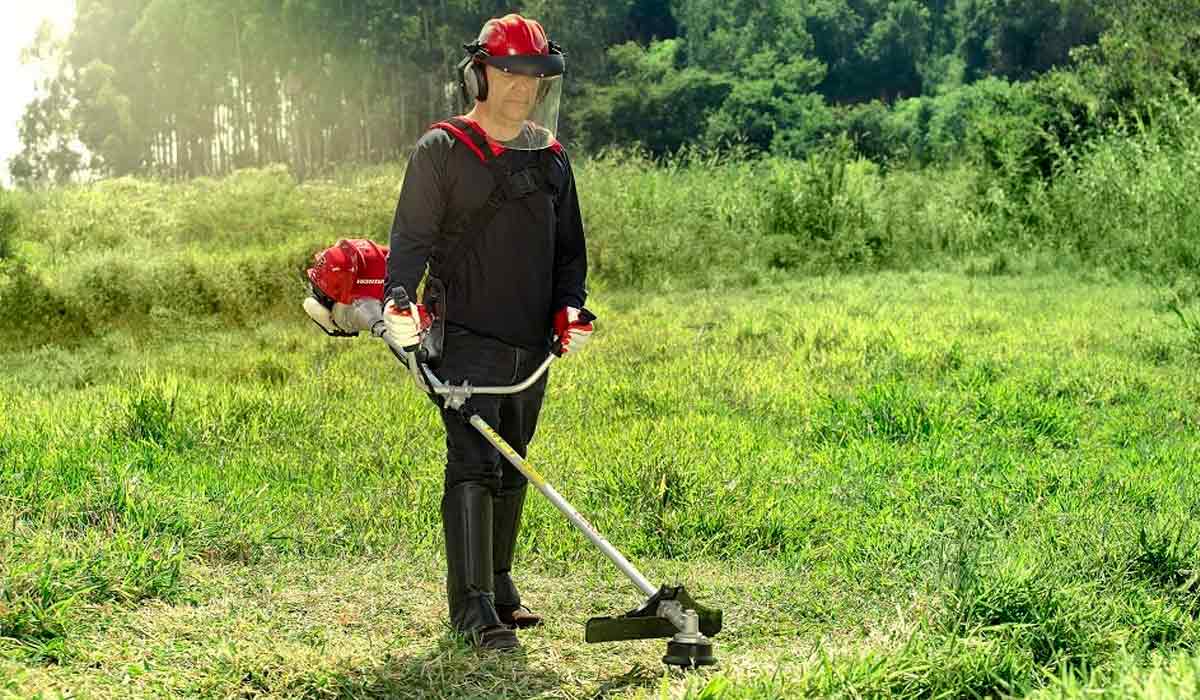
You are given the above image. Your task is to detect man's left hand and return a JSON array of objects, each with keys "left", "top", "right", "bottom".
[{"left": 553, "top": 306, "right": 593, "bottom": 357}]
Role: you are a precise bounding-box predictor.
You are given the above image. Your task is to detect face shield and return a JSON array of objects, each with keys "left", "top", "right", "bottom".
[{"left": 476, "top": 49, "right": 564, "bottom": 150}]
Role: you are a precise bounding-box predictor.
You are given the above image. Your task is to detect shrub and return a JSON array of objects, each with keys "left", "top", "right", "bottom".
[
  {"left": 0, "top": 190, "right": 19, "bottom": 260},
  {"left": 762, "top": 139, "right": 885, "bottom": 271},
  {"left": 0, "top": 260, "right": 89, "bottom": 347}
]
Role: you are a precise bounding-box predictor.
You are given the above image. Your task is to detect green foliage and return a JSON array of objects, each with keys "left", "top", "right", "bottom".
[
  {"left": 575, "top": 65, "right": 733, "bottom": 157},
  {"left": 1073, "top": 0, "right": 1200, "bottom": 123},
  {"left": 119, "top": 382, "right": 184, "bottom": 449},
  {"left": 11, "top": 79, "right": 83, "bottom": 188},
  {"left": 948, "top": 565, "right": 1101, "bottom": 667},
  {"left": 4, "top": 94, "right": 1200, "bottom": 348},
  {"left": 1166, "top": 298, "right": 1200, "bottom": 359},
  {"left": 73, "top": 60, "right": 140, "bottom": 176},
  {"left": 577, "top": 148, "right": 766, "bottom": 289},
  {"left": 673, "top": 0, "right": 821, "bottom": 78},
  {"left": 813, "top": 380, "right": 940, "bottom": 445},
  {"left": 808, "top": 0, "right": 931, "bottom": 102},
  {"left": 879, "top": 77, "right": 1048, "bottom": 168},
  {"left": 10, "top": 0, "right": 1136, "bottom": 184},
  {"left": 762, "top": 140, "right": 884, "bottom": 271},
  {"left": 1133, "top": 524, "right": 1200, "bottom": 600},
  {"left": 860, "top": 0, "right": 931, "bottom": 98},
  {"left": 0, "top": 191, "right": 20, "bottom": 260},
  {"left": 971, "top": 0, "right": 1106, "bottom": 81},
  {"left": 606, "top": 37, "right": 683, "bottom": 78},
  {"left": 706, "top": 89, "right": 834, "bottom": 156},
  {"left": 840, "top": 100, "right": 893, "bottom": 162},
  {"left": 0, "top": 260, "right": 89, "bottom": 347},
  {"left": 1031, "top": 96, "right": 1200, "bottom": 278},
  {"left": 1, "top": 532, "right": 186, "bottom": 661}
]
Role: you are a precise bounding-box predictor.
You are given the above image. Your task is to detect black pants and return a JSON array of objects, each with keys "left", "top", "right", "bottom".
[
  {"left": 432, "top": 324, "right": 547, "bottom": 632},
  {"left": 433, "top": 324, "right": 548, "bottom": 494}
]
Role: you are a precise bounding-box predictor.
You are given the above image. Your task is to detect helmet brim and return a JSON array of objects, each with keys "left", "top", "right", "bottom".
[{"left": 485, "top": 53, "right": 564, "bottom": 78}]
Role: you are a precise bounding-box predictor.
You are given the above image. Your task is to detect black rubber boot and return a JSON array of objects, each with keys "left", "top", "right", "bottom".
[
  {"left": 443, "top": 482, "right": 518, "bottom": 650},
  {"left": 493, "top": 485, "right": 542, "bottom": 629}
]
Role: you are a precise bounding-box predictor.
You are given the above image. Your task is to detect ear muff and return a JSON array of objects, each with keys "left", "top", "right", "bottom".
[
  {"left": 470, "top": 61, "right": 488, "bottom": 101},
  {"left": 457, "top": 50, "right": 489, "bottom": 103}
]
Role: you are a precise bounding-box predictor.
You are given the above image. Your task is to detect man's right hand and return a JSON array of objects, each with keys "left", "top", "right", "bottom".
[{"left": 383, "top": 297, "right": 431, "bottom": 350}]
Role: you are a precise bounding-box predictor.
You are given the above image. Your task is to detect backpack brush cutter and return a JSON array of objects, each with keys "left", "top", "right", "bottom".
[{"left": 302, "top": 239, "right": 723, "bottom": 668}]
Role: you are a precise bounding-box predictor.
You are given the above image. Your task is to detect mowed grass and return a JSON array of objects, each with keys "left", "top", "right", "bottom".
[{"left": 3, "top": 270, "right": 1200, "bottom": 698}]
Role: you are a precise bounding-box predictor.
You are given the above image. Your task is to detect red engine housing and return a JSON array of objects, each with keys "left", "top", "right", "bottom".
[{"left": 306, "top": 239, "right": 389, "bottom": 306}]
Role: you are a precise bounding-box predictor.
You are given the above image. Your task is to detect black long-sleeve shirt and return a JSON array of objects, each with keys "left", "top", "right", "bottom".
[{"left": 385, "top": 126, "right": 588, "bottom": 351}]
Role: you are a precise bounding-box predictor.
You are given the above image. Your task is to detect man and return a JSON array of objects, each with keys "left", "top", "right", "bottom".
[{"left": 381, "top": 13, "right": 593, "bottom": 651}]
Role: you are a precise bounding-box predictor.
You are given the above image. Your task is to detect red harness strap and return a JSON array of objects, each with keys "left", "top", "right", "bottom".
[{"left": 429, "top": 116, "right": 562, "bottom": 161}]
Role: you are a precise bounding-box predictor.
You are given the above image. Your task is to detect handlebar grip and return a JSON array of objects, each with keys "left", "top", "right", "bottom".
[
  {"left": 386, "top": 287, "right": 422, "bottom": 354},
  {"left": 551, "top": 306, "right": 598, "bottom": 356}
]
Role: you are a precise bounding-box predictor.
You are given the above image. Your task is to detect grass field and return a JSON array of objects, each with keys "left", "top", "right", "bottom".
[{"left": 3, "top": 270, "right": 1200, "bottom": 698}]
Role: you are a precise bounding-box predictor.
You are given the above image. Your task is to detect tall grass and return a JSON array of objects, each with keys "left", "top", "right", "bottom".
[
  {"left": 3, "top": 99, "right": 1200, "bottom": 350},
  {"left": 1031, "top": 107, "right": 1200, "bottom": 276}
]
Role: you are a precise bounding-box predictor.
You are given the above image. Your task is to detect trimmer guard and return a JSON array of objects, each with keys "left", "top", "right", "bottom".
[{"left": 585, "top": 585, "right": 723, "bottom": 643}]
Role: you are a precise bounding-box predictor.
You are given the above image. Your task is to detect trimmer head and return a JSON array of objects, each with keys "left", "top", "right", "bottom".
[
  {"left": 585, "top": 585, "right": 722, "bottom": 668},
  {"left": 664, "top": 637, "right": 716, "bottom": 668}
]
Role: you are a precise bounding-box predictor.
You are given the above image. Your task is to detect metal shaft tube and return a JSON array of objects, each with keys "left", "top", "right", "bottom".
[{"left": 468, "top": 414, "right": 659, "bottom": 599}]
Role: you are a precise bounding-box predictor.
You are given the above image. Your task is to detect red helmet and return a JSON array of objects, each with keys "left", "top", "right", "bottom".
[
  {"left": 459, "top": 14, "right": 564, "bottom": 103},
  {"left": 474, "top": 14, "right": 563, "bottom": 76},
  {"left": 306, "top": 239, "right": 388, "bottom": 307}
]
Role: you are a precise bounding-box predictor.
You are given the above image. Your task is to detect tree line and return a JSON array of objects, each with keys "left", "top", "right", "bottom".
[{"left": 9, "top": 0, "right": 1196, "bottom": 186}]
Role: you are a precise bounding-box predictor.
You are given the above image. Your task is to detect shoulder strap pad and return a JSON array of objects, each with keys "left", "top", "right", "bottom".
[
  {"left": 432, "top": 117, "right": 564, "bottom": 159},
  {"left": 430, "top": 117, "right": 502, "bottom": 162}
]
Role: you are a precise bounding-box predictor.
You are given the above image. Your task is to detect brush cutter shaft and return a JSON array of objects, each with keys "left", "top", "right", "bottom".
[
  {"left": 468, "top": 413, "right": 658, "bottom": 599},
  {"left": 377, "top": 325, "right": 659, "bottom": 600}
]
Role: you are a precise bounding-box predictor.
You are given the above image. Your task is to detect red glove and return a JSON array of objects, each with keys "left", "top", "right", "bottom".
[{"left": 553, "top": 306, "right": 593, "bottom": 357}]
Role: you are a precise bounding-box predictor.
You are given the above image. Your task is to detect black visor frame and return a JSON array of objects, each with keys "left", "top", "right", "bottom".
[{"left": 483, "top": 52, "right": 565, "bottom": 78}]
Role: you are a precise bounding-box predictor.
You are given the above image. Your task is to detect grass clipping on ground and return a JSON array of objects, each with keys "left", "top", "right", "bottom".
[{"left": 3, "top": 271, "right": 1200, "bottom": 698}]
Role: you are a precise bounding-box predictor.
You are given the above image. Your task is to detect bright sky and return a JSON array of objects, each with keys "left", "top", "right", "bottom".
[{"left": 0, "top": 1, "right": 77, "bottom": 186}]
